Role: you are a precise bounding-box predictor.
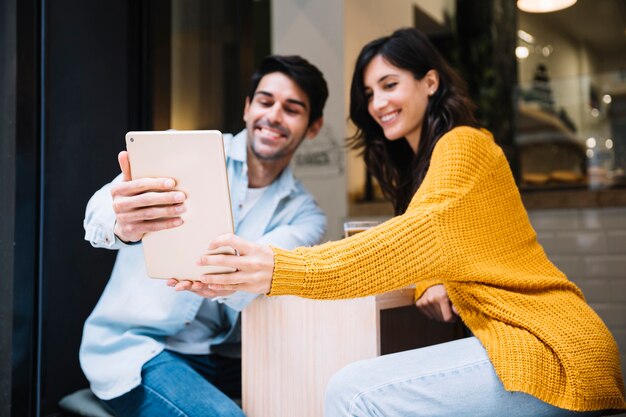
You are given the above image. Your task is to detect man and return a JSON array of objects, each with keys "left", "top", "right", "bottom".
[{"left": 80, "top": 55, "right": 328, "bottom": 416}]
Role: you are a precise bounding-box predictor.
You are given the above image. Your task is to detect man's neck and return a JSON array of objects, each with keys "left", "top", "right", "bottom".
[{"left": 246, "top": 148, "right": 288, "bottom": 188}]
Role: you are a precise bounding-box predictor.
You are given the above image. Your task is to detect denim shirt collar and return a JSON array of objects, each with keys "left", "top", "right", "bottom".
[{"left": 228, "top": 129, "right": 248, "bottom": 163}]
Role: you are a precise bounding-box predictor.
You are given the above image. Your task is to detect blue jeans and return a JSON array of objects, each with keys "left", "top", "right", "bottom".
[
  {"left": 325, "top": 337, "right": 605, "bottom": 417},
  {"left": 103, "top": 350, "right": 245, "bottom": 417}
]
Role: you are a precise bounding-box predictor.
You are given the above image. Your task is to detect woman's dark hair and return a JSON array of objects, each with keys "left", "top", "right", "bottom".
[
  {"left": 248, "top": 55, "right": 329, "bottom": 127},
  {"left": 349, "top": 28, "right": 478, "bottom": 214}
]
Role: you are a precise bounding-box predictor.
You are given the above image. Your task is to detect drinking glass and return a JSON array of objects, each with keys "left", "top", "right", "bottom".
[{"left": 343, "top": 220, "right": 382, "bottom": 238}]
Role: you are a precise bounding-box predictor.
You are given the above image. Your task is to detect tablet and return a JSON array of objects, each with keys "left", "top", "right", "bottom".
[{"left": 125, "top": 130, "right": 236, "bottom": 280}]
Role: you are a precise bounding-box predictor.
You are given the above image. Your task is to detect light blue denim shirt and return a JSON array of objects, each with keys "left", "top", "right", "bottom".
[{"left": 79, "top": 130, "right": 326, "bottom": 400}]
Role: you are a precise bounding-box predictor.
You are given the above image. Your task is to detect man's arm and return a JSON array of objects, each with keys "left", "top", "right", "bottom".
[
  {"left": 84, "top": 151, "right": 186, "bottom": 249},
  {"left": 84, "top": 173, "right": 125, "bottom": 249}
]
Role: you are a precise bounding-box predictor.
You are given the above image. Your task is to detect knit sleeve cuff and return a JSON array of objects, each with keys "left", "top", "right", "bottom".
[
  {"left": 268, "top": 246, "right": 308, "bottom": 296},
  {"left": 413, "top": 278, "right": 444, "bottom": 303}
]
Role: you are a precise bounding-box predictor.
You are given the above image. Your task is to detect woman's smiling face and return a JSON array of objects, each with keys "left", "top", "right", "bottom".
[{"left": 363, "top": 55, "right": 438, "bottom": 153}]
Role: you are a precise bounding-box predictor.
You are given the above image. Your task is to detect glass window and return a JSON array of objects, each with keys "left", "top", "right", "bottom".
[
  {"left": 347, "top": 0, "right": 626, "bottom": 217},
  {"left": 146, "top": 0, "right": 270, "bottom": 133},
  {"left": 516, "top": 0, "right": 626, "bottom": 190}
]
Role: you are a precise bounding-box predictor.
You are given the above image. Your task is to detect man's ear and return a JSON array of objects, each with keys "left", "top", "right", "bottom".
[
  {"left": 424, "top": 69, "right": 440, "bottom": 94},
  {"left": 243, "top": 97, "right": 251, "bottom": 122},
  {"left": 305, "top": 117, "right": 324, "bottom": 139}
]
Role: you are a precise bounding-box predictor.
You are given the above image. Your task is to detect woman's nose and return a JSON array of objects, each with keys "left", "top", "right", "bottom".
[{"left": 371, "top": 94, "right": 388, "bottom": 111}]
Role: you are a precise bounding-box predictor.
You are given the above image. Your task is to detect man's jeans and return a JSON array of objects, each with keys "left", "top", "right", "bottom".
[
  {"left": 103, "top": 350, "right": 244, "bottom": 417},
  {"left": 325, "top": 337, "right": 605, "bottom": 417}
]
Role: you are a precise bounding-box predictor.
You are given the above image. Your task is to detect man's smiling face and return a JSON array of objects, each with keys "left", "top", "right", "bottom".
[{"left": 243, "top": 72, "right": 318, "bottom": 163}]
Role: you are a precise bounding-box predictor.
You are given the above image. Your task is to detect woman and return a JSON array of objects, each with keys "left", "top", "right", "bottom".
[{"left": 171, "top": 28, "right": 625, "bottom": 416}]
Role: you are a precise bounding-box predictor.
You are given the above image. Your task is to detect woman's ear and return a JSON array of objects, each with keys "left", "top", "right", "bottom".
[{"left": 424, "top": 69, "right": 440, "bottom": 95}]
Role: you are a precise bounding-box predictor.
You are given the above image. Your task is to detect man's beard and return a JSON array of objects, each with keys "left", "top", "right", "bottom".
[
  {"left": 249, "top": 120, "right": 303, "bottom": 161},
  {"left": 250, "top": 135, "right": 304, "bottom": 161}
]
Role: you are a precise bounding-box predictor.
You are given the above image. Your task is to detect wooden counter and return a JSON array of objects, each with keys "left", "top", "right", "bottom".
[{"left": 241, "top": 288, "right": 465, "bottom": 417}]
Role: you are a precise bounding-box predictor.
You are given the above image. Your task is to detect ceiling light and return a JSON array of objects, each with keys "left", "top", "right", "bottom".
[
  {"left": 516, "top": 46, "right": 530, "bottom": 59},
  {"left": 542, "top": 45, "right": 553, "bottom": 57},
  {"left": 517, "top": 0, "right": 577, "bottom": 13},
  {"left": 517, "top": 30, "right": 535, "bottom": 44},
  {"left": 586, "top": 137, "right": 596, "bottom": 148}
]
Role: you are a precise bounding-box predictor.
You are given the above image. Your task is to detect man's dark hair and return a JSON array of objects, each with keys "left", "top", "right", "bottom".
[{"left": 248, "top": 55, "right": 329, "bottom": 126}]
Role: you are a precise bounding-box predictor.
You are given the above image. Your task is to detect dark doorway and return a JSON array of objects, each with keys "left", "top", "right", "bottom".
[{"left": 2, "top": 1, "right": 269, "bottom": 415}]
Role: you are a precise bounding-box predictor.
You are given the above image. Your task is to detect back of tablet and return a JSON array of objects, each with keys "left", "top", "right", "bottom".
[{"left": 125, "top": 130, "right": 235, "bottom": 280}]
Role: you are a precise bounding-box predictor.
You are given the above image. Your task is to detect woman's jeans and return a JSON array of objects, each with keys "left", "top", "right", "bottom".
[
  {"left": 325, "top": 337, "right": 605, "bottom": 417},
  {"left": 103, "top": 350, "right": 244, "bottom": 417}
]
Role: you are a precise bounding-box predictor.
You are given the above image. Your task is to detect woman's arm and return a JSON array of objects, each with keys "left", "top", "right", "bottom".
[{"left": 175, "top": 128, "right": 501, "bottom": 300}]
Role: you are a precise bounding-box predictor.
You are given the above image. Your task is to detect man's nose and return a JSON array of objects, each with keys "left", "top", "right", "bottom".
[{"left": 266, "top": 103, "right": 283, "bottom": 124}]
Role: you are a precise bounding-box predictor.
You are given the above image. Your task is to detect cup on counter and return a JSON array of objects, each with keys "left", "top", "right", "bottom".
[{"left": 343, "top": 220, "right": 383, "bottom": 238}]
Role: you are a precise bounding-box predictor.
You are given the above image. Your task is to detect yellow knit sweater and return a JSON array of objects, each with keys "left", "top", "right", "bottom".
[{"left": 269, "top": 126, "right": 626, "bottom": 412}]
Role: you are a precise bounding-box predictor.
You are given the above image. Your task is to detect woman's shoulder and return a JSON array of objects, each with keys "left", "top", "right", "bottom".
[
  {"left": 434, "top": 126, "right": 501, "bottom": 158},
  {"left": 428, "top": 126, "right": 506, "bottom": 177},
  {"left": 439, "top": 125, "right": 494, "bottom": 146}
]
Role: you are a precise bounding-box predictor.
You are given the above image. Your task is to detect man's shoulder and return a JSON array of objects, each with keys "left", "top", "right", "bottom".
[
  {"left": 273, "top": 167, "right": 313, "bottom": 199},
  {"left": 286, "top": 177, "right": 321, "bottom": 211},
  {"left": 290, "top": 177, "right": 311, "bottom": 197}
]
